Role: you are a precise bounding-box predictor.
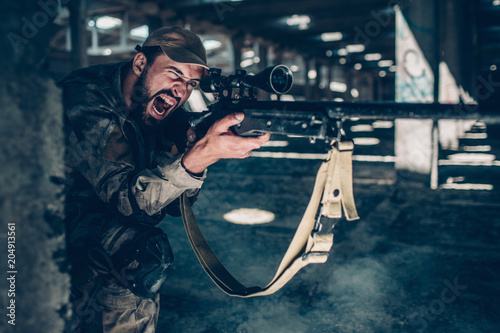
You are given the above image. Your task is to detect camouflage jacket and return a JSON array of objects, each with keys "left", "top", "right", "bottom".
[{"left": 60, "top": 62, "right": 205, "bottom": 225}]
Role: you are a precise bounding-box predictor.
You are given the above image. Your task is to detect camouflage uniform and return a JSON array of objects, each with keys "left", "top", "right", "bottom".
[{"left": 60, "top": 61, "right": 205, "bottom": 332}]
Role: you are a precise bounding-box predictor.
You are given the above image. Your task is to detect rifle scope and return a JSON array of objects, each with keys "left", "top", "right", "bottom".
[{"left": 200, "top": 65, "right": 293, "bottom": 95}]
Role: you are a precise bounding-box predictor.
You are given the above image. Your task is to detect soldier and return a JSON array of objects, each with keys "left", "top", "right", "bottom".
[{"left": 60, "top": 26, "right": 269, "bottom": 332}]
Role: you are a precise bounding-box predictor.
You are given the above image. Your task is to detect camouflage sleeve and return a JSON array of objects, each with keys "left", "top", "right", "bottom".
[{"left": 65, "top": 103, "right": 205, "bottom": 218}]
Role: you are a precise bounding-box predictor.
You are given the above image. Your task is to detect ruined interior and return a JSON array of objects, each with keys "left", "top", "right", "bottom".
[{"left": 1, "top": 0, "right": 499, "bottom": 332}]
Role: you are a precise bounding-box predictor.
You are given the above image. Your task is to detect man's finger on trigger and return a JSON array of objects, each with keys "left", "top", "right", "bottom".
[
  {"left": 187, "top": 128, "right": 196, "bottom": 142},
  {"left": 256, "top": 132, "right": 271, "bottom": 144}
]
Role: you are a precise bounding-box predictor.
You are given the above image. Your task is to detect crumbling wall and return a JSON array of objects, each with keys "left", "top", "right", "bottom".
[{"left": 0, "top": 1, "right": 70, "bottom": 332}]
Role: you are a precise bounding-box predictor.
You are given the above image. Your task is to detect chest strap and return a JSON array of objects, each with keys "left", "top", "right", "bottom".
[{"left": 180, "top": 140, "right": 359, "bottom": 297}]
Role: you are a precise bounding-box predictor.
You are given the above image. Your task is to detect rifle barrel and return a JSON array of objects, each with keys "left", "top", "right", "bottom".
[{"left": 229, "top": 101, "right": 500, "bottom": 124}]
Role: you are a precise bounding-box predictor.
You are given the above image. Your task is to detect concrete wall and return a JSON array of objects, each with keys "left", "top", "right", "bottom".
[{"left": 0, "top": 1, "right": 70, "bottom": 332}]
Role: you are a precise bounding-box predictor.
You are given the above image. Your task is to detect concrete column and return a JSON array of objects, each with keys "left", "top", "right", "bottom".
[
  {"left": 440, "top": 0, "right": 475, "bottom": 97},
  {"left": 314, "top": 58, "right": 322, "bottom": 100},
  {"left": 68, "top": 0, "right": 88, "bottom": 70},
  {"left": 1, "top": 1, "right": 69, "bottom": 332},
  {"left": 256, "top": 42, "right": 270, "bottom": 100},
  {"left": 344, "top": 68, "right": 353, "bottom": 102},
  {"left": 436, "top": 0, "right": 477, "bottom": 186},
  {"left": 231, "top": 31, "right": 245, "bottom": 70},
  {"left": 395, "top": 0, "right": 440, "bottom": 184},
  {"left": 273, "top": 46, "right": 283, "bottom": 65},
  {"left": 304, "top": 56, "right": 312, "bottom": 100},
  {"left": 326, "top": 63, "right": 334, "bottom": 100},
  {"left": 395, "top": 0, "right": 476, "bottom": 186},
  {"left": 258, "top": 42, "right": 268, "bottom": 71}
]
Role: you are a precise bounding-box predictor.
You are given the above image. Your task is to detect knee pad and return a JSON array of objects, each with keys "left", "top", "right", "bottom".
[{"left": 112, "top": 227, "right": 174, "bottom": 299}]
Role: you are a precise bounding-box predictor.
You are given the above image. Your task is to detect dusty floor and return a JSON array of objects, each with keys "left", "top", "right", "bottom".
[{"left": 156, "top": 125, "right": 500, "bottom": 333}]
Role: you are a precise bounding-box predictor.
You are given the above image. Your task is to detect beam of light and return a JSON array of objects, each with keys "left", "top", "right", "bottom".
[
  {"left": 462, "top": 145, "right": 492, "bottom": 152},
  {"left": 240, "top": 59, "right": 254, "bottom": 68},
  {"left": 286, "top": 15, "right": 310, "bottom": 30},
  {"left": 462, "top": 133, "right": 487, "bottom": 139},
  {"left": 351, "top": 88, "right": 360, "bottom": 98},
  {"left": 353, "top": 138, "right": 380, "bottom": 145},
  {"left": 372, "top": 121, "right": 394, "bottom": 129},
  {"left": 365, "top": 53, "right": 382, "bottom": 61},
  {"left": 330, "top": 81, "right": 347, "bottom": 92},
  {"left": 354, "top": 178, "right": 395, "bottom": 185},
  {"left": 95, "top": 16, "right": 122, "bottom": 30},
  {"left": 130, "top": 25, "right": 149, "bottom": 39},
  {"left": 378, "top": 60, "right": 394, "bottom": 67},
  {"left": 223, "top": 208, "right": 275, "bottom": 224},
  {"left": 346, "top": 44, "right": 365, "bottom": 53},
  {"left": 321, "top": 32, "right": 343, "bottom": 42},
  {"left": 353, "top": 155, "right": 396, "bottom": 162},
  {"left": 251, "top": 152, "right": 327, "bottom": 159},
  {"left": 308, "top": 70, "right": 317, "bottom": 80},
  {"left": 242, "top": 50, "right": 255, "bottom": 58},
  {"left": 251, "top": 152, "right": 397, "bottom": 163},
  {"left": 447, "top": 153, "right": 495, "bottom": 162},
  {"left": 203, "top": 39, "right": 222, "bottom": 51},
  {"left": 438, "top": 160, "right": 500, "bottom": 166},
  {"left": 350, "top": 124, "right": 374, "bottom": 132},
  {"left": 280, "top": 94, "right": 295, "bottom": 101},
  {"left": 439, "top": 184, "right": 494, "bottom": 191},
  {"left": 262, "top": 141, "right": 289, "bottom": 147}
]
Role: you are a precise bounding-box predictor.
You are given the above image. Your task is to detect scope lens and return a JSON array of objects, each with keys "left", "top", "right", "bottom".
[{"left": 270, "top": 66, "right": 293, "bottom": 93}]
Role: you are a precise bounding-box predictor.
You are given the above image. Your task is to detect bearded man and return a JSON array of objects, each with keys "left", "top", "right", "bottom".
[{"left": 59, "top": 26, "right": 269, "bottom": 332}]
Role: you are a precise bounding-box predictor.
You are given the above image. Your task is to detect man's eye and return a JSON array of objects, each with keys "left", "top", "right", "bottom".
[
  {"left": 168, "top": 71, "right": 180, "bottom": 79},
  {"left": 188, "top": 81, "right": 198, "bottom": 88}
]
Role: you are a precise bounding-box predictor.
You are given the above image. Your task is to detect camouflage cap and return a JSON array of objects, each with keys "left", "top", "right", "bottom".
[{"left": 141, "top": 26, "right": 208, "bottom": 69}]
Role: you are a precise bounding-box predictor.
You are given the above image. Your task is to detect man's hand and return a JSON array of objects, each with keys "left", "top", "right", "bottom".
[{"left": 181, "top": 113, "right": 270, "bottom": 175}]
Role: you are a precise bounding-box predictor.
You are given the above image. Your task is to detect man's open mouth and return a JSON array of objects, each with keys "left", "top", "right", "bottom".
[{"left": 152, "top": 95, "right": 176, "bottom": 116}]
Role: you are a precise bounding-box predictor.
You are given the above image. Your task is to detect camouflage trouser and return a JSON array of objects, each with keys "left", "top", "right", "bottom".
[
  {"left": 66, "top": 213, "right": 169, "bottom": 333},
  {"left": 70, "top": 279, "right": 160, "bottom": 333}
]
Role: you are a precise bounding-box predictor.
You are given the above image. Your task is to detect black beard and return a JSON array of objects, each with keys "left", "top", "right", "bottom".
[
  {"left": 130, "top": 68, "right": 160, "bottom": 128},
  {"left": 130, "top": 68, "right": 180, "bottom": 129}
]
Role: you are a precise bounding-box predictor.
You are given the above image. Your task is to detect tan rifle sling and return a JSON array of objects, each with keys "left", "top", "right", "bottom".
[{"left": 180, "top": 140, "right": 359, "bottom": 297}]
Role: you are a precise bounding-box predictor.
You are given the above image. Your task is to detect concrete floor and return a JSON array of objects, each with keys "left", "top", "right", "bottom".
[{"left": 156, "top": 129, "right": 500, "bottom": 333}]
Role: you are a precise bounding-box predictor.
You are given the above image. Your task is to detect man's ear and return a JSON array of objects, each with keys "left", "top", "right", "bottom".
[{"left": 132, "top": 52, "right": 147, "bottom": 76}]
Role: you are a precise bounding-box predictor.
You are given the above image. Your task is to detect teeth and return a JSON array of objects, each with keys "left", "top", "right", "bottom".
[
  {"left": 159, "top": 95, "right": 174, "bottom": 106},
  {"left": 153, "top": 105, "right": 165, "bottom": 115},
  {"left": 153, "top": 95, "right": 175, "bottom": 116}
]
